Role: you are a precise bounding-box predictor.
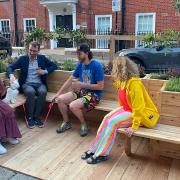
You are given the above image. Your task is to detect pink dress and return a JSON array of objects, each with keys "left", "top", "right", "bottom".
[{"left": 0, "top": 80, "right": 22, "bottom": 139}]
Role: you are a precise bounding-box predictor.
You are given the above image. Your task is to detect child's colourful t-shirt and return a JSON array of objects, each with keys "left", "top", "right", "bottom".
[
  {"left": 72, "top": 60, "right": 104, "bottom": 98},
  {"left": 118, "top": 88, "right": 132, "bottom": 112}
]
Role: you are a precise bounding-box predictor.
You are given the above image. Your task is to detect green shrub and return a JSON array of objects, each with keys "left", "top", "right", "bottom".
[
  {"left": 150, "top": 73, "right": 169, "bottom": 80},
  {"left": 165, "top": 77, "right": 180, "bottom": 92},
  {"left": 63, "top": 59, "right": 76, "bottom": 71},
  {"left": 0, "top": 61, "right": 7, "bottom": 73}
]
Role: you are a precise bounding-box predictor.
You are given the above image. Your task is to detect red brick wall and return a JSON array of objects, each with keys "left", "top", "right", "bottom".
[
  {"left": 0, "top": 0, "right": 179, "bottom": 34},
  {"left": 77, "top": 0, "right": 122, "bottom": 32},
  {"left": 125, "top": 0, "right": 180, "bottom": 34},
  {"left": 0, "top": 0, "right": 49, "bottom": 32}
]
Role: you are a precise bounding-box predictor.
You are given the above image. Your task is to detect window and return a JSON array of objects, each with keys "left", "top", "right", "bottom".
[
  {"left": 0, "top": 19, "right": 11, "bottom": 39},
  {"left": 95, "top": 15, "right": 112, "bottom": 49},
  {"left": 24, "top": 18, "right": 36, "bottom": 32},
  {"left": 135, "top": 13, "right": 156, "bottom": 47}
]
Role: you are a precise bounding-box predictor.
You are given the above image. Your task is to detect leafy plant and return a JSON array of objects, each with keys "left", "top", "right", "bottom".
[
  {"left": 68, "top": 29, "right": 87, "bottom": 46},
  {"left": 0, "top": 61, "right": 7, "bottom": 73},
  {"left": 173, "top": 0, "right": 180, "bottom": 12},
  {"left": 63, "top": 59, "right": 76, "bottom": 71},
  {"left": 143, "top": 29, "right": 180, "bottom": 48},
  {"left": 23, "top": 28, "right": 53, "bottom": 48},
  {"left": 165, "top": 77, "right": 180, "bottom": 92},
  {"left": 150, "top": 72, "right": 169, "bottom": 80}
]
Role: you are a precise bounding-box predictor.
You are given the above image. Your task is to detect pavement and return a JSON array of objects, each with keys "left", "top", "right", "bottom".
[{"left": 0, "top": 167, "right": 38, "bottom": 180}]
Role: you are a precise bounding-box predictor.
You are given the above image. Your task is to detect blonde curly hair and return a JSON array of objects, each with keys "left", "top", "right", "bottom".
[{"left": 111, "top": 56, "right": 140, "bottom": 82}]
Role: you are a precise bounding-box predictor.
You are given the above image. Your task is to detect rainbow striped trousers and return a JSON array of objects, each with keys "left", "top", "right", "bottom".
[{"left": 89, "top": 107, "right": 132, "bottom": 156}]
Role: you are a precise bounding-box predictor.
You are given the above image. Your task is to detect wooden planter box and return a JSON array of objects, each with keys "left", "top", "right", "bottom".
[
  {"left": 142, "top": 75, "right": 167, "bottom": 112},
  {"left": 160, "top": 84, "right": 180, "bottom": 127},
  {"left": 152, "top": 84, "right": 180, "bottom": 159}
]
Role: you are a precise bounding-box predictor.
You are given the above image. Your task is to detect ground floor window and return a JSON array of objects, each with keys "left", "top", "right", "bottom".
[
  {"left": 135, "top": 13, "right": 156, "bottom": 47},
  {"left": 23, "top": 18, "right": 36, "bottom": 32},
  {"left": 0, "top": 19, "right": 11, "bottom": 39},
  {"left": 95, "top": 15, "right": 112, "bottom": 49}
]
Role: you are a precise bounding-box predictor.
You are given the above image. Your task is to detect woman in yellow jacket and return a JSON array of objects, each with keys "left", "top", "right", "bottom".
[{"left": 81, "top": 56, "right": 160, "bottom": 164}]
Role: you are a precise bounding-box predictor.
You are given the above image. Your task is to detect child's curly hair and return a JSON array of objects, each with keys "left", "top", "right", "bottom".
[{"left": 111, "top": 56, "right": 140, "bottom": 82}]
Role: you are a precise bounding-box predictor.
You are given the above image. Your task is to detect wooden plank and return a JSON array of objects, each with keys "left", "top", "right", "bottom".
[
  {"left": 159, "top": 115, "right": 180, "bottom": 127},
  {"left": 105, "top": 137, "right": 143, "bottom": 180},
  {"left": 168, "top": 160, "right": 180, "bottom": 180},
  {"left": 150, "top": 140, "right": 180, "bottom": 160},
  {"left": 161, "top": 104, "right": 180, "bottom": 118},
  {"left": 118, "top": 124, "right": 180, "bottom": 144},
  {"left": 161, "top": 91, "right": 180, "bottom": 106},
  {"left": 3, "top": 94, "right": 26, "bottom": 109}
]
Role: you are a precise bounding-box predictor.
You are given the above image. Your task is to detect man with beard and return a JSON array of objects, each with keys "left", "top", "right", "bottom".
[{"left": 53, "top": 44, "right": 104, "bottom": 137}]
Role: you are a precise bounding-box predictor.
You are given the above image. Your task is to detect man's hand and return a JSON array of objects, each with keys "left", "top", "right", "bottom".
[
  {"left": 124, "top": 127, "right": 135, "bottom": 137},
  {"left": 52, "top": 93, "right": 61, "bottom": 103},
  {"left": 36, "top": 68, "right": 47, "bottom": 76},
  {"left": 72, "top": 79, "right": 83, "bottom": 91}
]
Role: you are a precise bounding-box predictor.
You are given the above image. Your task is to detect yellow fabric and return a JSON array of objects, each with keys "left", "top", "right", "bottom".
[{"left": 113, "top": 78, "right": 160, "bottom": 130}]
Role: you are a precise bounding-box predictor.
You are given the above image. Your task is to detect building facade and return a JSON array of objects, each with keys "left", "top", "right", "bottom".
[{"left": 0, "top": 0, "right": 180, "bottom": 48}]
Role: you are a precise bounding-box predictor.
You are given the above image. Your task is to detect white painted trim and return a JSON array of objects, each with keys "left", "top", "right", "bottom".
[
  {"left": 0, "top": 19, "right": 11, "bottom": 32},
  {"left": 23, "top": 18, "right": 37, "bottom": 32},
  {"left": 40, "top": 0, "right": 78, "bottom": 5},
  {"left": 135, "top": 12, "right": 156, "bottom": 47}
]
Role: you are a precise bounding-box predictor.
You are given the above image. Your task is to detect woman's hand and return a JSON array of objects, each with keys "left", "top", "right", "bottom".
[{"left": 124, "top": 127, "right": 135, "bottom": 137}]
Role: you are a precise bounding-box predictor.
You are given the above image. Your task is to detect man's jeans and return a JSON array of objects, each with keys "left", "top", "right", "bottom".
[{"left": 22, "top": 83, "right": 47, "bottom": 120}]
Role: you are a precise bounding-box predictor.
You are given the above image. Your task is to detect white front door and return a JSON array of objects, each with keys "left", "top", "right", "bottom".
[
  {"left": 135, "top": 13, "right": 156, "bottom": 47},
  {"left": 95, "top": 15, "right": 112, "bottom": 49}
]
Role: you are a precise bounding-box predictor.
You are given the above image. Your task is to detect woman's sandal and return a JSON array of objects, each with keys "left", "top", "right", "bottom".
[
  {"left": 81, "top": 151, "right": 94, "bottom": 160},
  {"left": 86, "top": 156, "right": 108, "bottom": 164}
]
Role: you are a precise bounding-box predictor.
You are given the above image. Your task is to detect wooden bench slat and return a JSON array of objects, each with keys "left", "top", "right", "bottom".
[
  {"left": 46, "top": 92, "right": 119, "bottom": 112},
  {"left": 118, "top": 124, "right": 180, "bottom": 144},
  {"left": 7, "top": 95, "right": 26, "bottom": 109}
]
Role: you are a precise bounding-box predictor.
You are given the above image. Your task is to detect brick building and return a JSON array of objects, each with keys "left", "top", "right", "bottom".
[{"left": 0, "top": 0, "right": 180, "bottom": 48}]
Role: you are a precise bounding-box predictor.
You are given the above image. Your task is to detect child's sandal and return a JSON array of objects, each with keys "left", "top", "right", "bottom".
[
  {"left": 81, "top": 151, "right": 94, "bottom": 160},
  {"left": 86, "top": 156, "right": 108, "bottom": 164}
]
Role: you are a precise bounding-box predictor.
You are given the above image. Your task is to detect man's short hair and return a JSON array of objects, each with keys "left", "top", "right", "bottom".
[{"left": 29, "top": 41, "right": 40, "bottom": 50}]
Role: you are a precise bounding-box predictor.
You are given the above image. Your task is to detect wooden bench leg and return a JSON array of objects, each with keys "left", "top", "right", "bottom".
[
  {"left": 149, "top": 139, "right": 159, "bottom": 159},
  {"left": 121, "top": 134, "right": 132, "bottom": 156}
]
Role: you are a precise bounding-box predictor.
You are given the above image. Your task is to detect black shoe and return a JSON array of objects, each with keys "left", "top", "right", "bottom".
[
  {"left": 81, "top": 151, "right": 94, "bottom": 160},
  {"left": 27, "top": 117, "right": 35, "bottom": 129},
  {"left": 34, "top": 118, "right": 44, "bottom": 128}
]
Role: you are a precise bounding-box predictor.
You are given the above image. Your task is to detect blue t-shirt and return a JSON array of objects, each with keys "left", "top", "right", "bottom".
[{"left": 72, "top": 60, "right": 104, "bottom": 98}]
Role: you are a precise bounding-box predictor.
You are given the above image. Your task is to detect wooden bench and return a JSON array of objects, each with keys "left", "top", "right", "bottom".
[{"left": 0, "top": 70, "right": 119, "bottom": 112}]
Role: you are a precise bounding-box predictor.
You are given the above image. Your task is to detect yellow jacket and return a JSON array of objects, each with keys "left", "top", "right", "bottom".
[{"left": 114, "top": 78, "right": 160, "bottom": 130}]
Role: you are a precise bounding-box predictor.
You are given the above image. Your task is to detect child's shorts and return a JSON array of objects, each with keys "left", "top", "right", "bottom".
[{"left": 72, "top": 89, "right": 100, "bottom": 112}]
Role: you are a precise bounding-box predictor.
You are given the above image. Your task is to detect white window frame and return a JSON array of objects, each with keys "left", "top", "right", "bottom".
[
  {"left": 95, "top": 15, "right": 112, "bottom": 49},
  {"left": 135, "top": 13, "right": 156, "bottom": 47},
  {"left": 0, "top": 19, "right": 11, "bottom": 32},
  {"left": 23, "top": 18, "right": 37, "bottom": 32}
]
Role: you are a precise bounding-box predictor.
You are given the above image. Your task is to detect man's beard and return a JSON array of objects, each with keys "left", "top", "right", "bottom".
[{"left": 79, "top": 58, "right": 86, "bottom": 63}]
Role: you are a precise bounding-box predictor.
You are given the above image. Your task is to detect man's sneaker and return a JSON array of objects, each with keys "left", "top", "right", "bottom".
[
  {"left": 27, "top": 117, "right": 35, "bottom": 129},
  {"left": 6, "top": 138, "right": 20, "bottom": 145},
  {"left": 34, "top": 118, "right": 44, "bottom": 128},
  {"left": 0, "top": 143, "right": 7, "bottom": 155},
  {"left": 80, "top": 124, "right": 88, "bottom": 137},
  {"left": 56, "top": 121, "right": 71, "bottom": 134}
]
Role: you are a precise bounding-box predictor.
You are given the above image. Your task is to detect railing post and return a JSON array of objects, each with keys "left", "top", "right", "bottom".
[{"left": 109, "top": 35, "right": 115, "bottom": 63}]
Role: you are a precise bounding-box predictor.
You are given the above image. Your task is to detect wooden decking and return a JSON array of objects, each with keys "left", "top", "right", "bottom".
[{"left": 0, "top": 114, "right": 180, "bottom": 180}]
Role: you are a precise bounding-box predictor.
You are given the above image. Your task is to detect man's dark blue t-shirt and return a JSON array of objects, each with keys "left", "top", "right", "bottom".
[{"left": 72, "top": 60, "right": 104, "bottom": 98}]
